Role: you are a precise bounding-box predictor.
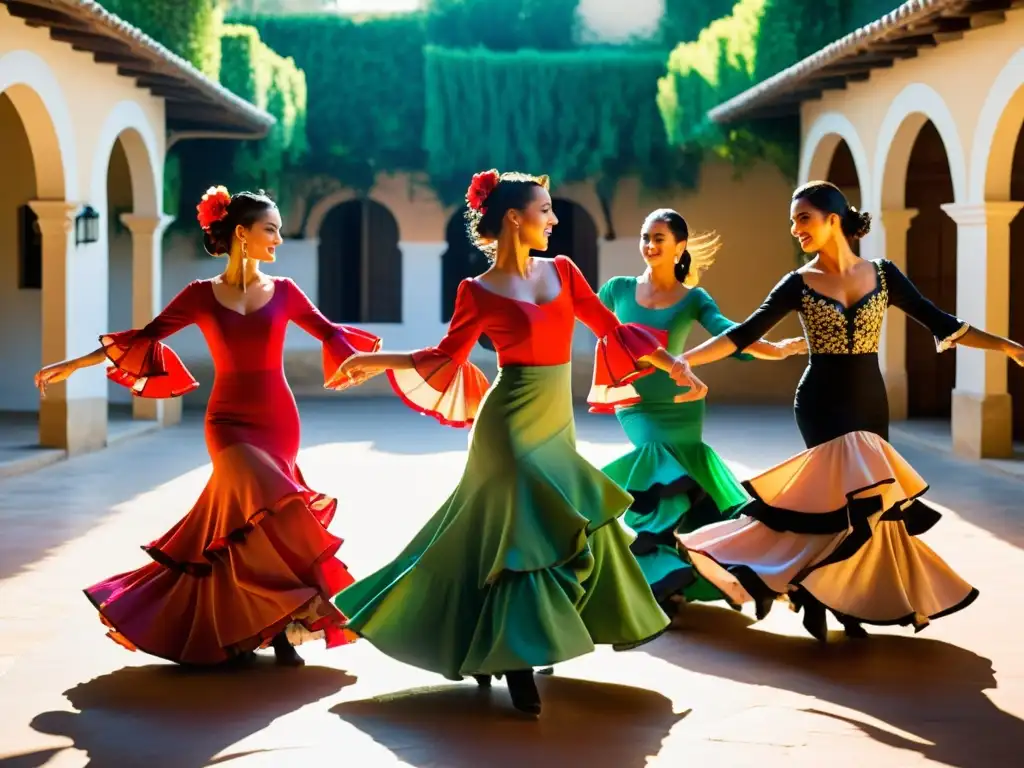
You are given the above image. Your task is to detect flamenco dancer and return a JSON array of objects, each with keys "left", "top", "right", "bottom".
[
  {"left": 330, "top": 170, "right": 690, "bottom": 716},
  {"left": 34, "top": 187, "right": 381, "bottom": 665},
  {"left": 671, "top": 180, "right": 1024, "bottom": 640},
  {"left": 593, "top": 208, "right": 806, "bottom": 615}
]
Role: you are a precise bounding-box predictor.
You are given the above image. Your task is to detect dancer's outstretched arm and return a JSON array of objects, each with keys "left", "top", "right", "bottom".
[
  {"left": 696, "top": 291, "right": 806, "bottom": 361},
  {"left": 35, "top": 281, "right": 201, "bottom": 398},
  {"left": 883, "top": 259, "right": 1024, "bottom": 364},
  {"left": 685, "top": 272, "right": 804, "bottom": 370}
]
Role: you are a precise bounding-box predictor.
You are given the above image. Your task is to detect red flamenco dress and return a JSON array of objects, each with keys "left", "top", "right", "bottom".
[{"left": 85, "top": 276, "right": 380, "bottom": 665}]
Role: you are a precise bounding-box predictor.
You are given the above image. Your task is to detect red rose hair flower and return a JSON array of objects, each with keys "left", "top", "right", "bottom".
[
  {"left": 466, "top": 169, "right": 499, "bottom": 213},
  {"left": 197, "top": 185, "right": 231, "bottom": 232}
]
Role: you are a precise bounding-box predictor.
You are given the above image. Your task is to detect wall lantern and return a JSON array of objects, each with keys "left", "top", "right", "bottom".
[{"left": 75, "top": 205, "right": 100, "bottom": 245}]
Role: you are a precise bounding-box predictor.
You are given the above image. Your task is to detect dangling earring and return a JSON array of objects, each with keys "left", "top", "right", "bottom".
[{"left": 241, "top": 241, "right": 249, "bottom": 293}]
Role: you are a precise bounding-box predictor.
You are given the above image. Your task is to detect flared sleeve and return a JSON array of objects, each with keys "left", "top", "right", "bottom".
[
  {"left": 882, "top": 259, "right": 969, "bottom": 352},
  {"left": 101, "top": 281, "right": 202, "bottom": 398},
  {"left": 280, "top": 278, "right": 382, "bottom": 389},
  {"left": 696, "top": 290, "right": 755, "bottom": 361},
  {"left": 387, "top": 279, "right": 490, "bottom": 428},
  {"left": 556, "top": 257, "right": 662, "bottom": 410},
  {"left": 725, "top": 272, "right": 803, "bottom": 352}
]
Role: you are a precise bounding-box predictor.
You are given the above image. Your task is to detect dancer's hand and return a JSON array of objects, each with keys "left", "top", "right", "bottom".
[
  {"left": 34, "top": 361, "right": 76, "bottom": 398},
  {"left": 334, "top": 353, "right": 385, "bottom": 387},
  {"left": 777, "top": 337, "right": 808, "bottom": 357},
  {"left": 668, "top": 356, "right": 708, "bottom": 402},
  {"left": 1008, "top": 344, "right": 1024, "bottom": 367}
]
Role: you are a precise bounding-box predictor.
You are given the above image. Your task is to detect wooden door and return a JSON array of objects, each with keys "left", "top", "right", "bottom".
[
  {"left": 1008, "top": 126, "right": 1024, "bottom": 440},
  {"left": 905, "top": 121, "right": 957, "bottom": 419},
  {"left": 364, "top": 200, "right": 402, "bottom": 323}
]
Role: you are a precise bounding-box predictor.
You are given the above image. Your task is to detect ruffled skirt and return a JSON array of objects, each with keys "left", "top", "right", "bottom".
[
  {"left": 334, "top": 363, "right": 669, "bottom": 680},
  {"left": 602, "top": 401, "right": 748, "bottom": 605},
  {"left": 85, "top": 442, "right": 357, "bottom": 664},
  {"left": 677, "top": 430, "right": 978, "bottom": 629}
]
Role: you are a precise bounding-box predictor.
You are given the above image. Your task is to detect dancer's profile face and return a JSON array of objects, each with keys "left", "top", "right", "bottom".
[
  {"left": 508, "top": 185, "right": 558, "bottom": 251},
  {"left": 640, "top": 219, "right": 685, "bottom": 270},
  {"left": 236, "top": 207, "right": 284, "bottom": 262},
  {"left": 789, "top": 198, "right": 838, "bottom": 254}
]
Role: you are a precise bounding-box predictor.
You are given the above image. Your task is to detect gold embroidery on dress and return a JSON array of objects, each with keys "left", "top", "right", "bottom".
[
  {"left": 800, "top": 294, "right": 848, "bottom": 354},
  {"left": 799, "top": 262, "right": 888, "bottom": 354}
]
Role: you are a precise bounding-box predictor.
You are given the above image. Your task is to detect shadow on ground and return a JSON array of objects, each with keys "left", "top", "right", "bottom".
[
  {"left": 652, "top": 604, "right": 1024, "bottom": 767},
  {"left": 332, "top": 675, "right": 687, "bottom": 768},
  {"left": 4, "top": 662, "right": 355, "bottom": 768}
]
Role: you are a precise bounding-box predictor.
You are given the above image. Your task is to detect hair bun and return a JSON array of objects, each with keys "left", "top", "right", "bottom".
[{"left": 842, "top": 206, "right": 872, "bottom": 240}]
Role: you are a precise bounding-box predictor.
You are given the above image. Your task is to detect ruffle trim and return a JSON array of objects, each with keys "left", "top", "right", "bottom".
[
  {"left": 138, "top": 489, "right": 344, "bottom": 579},
  {"left": 90, "top": 589, "right": 358, "bottom": 662},
  {"left": 386, "top": 349, "right": 490, "bottom": 428},
  {"left": 935, "top": 322, "right": 969, "bottom": 353},
  {"left": 87, "top": 486, "right": 357, "bottom": 662},
  {"left": 101, "top": 331, "right": 199, "bottom": 398},
  {"left": 588, "top": 324, "right": 666, "bottom": 412},
  {"left": 321, "top": 324, "right": 383, "bottom": 390},
  {"left": 741, "top": 477, "right": 936, "bottom": 536}
]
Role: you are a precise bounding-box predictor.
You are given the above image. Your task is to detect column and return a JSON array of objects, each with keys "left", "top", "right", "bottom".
[
  {"left": 32, "top": 200, "right": 108, "bottom": 454},
  {"left": 940, "top": 201, "right": 1024, "bottom": 458},
  {"left": 872, "top": 208, "right": 918, "bottom": 421},
  {"left": 120, "top": 212, "right": 180, "bottom": 426}
]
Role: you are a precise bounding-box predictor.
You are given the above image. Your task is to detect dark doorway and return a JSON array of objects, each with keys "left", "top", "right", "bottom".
[
  {"left": 905, "top": 120, "right": 957, "bottom": 420},
  {"left": 318, "top": 199, "right": 402, "bottom": 323},
  {"left": 1008, "top": 118, "right": 1024, "bottom": 440},
  {"left": 441, "top": 207, "right": 495, "bottom": 350},
  {"left": 543, "top": 199, "right": 599, "bottom": 288}
]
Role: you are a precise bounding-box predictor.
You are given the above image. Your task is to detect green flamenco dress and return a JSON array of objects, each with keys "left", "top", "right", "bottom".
[
  {"left": 333, "top": 256, "right": 669, "bottom": 680},
  {"left": 590, "top": 277, "right": 753, "bottom": 608}
]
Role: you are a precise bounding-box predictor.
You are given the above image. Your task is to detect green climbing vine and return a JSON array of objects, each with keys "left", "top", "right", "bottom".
[
  {"left": 166, "top": 24, "right": 307, "bottom": 229},
  {"left": 101, "top": 0, "right": 225, "bottom": 80},
  {"left": 424, "top": 0, "right": 580, "bottom": 51},
  {"left": 657, "top": 0, "right": 901, "bottom": 181},
  {"left": 229, "top": 12, "right": 427, "bottom": 193},
  {"left": 423, "top": 46, "right": 689, "bottom": 205}
]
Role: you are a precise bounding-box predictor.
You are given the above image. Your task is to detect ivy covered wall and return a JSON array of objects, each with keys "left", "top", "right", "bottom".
[
  {"left": 102, "top": 0, "right": 905, "bottom": 224},
  {"left": 101, "top": 0, "right": 226, "bottom": 79},
  {"left": 658, "top": 0, "right": 904, "bottom": 181}
]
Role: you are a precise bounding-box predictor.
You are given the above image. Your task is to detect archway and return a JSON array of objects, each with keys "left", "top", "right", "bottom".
[
  {"left": 317, "top": 198, "right": 402, "bottom": 324},
  {"left": 1008, "top": 112, "right": 1024, "bottom": 440},
  {"left": 106, "top": 137, "right": 135, "bottom": 415},
  {"left": 545, "top": 198, "right": 599, "bottom": 288},
  {"left": 0, "top": 91, "right": 42, "bottom": 416},
  {"left": 800, "top": 113, "right": 871, "bottom": 206},
  {"left": 905, "top": 120, "right": 958, "bottom": 420}
]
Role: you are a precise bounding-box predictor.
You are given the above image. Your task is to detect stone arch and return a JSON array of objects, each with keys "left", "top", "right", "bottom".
[
  {"left": 799, "top": 112, "right": 871, "bottom": 207},
  {"left": 0, "top": 49, "right": 76, "bottom": 198},
  {"left": 970, "top": 47, "right": 1024, "bottom": 202},
  {"left": 90, "top": 100, "right": 161, "bottom": 218},
  {"left": 317, "top": 197, "right": 402, "bottom": 323},
  {"left": 875, "top": 84, "right": 964, "bottom": 422},
  {"left": 874, "top": 83, "right": 968, "bottom": 209},
  {"left": 304, "top": 188, "right": 358, "bottom": 241},
  {"left": 0, "top": 50, "right": 74, "bottom": 418}
]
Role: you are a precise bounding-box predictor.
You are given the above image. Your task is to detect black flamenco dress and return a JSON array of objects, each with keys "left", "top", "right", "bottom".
[{"left": 677, "top": 258, "right": 977, "bottom": 635}]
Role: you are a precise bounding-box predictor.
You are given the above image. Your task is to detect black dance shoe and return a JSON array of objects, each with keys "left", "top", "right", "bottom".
[{"left": 505, "top": 669, "right": 541, "bottom": 716}]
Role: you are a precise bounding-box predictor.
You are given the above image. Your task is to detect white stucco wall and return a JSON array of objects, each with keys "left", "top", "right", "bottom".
[{"left": 0, "top": 6, "right": 165, "bottom": 412}]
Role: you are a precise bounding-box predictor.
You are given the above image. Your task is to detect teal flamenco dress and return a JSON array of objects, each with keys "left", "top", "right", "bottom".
[
  {"left": 589, "top": 277, "right": 754, "bottom": 610},
  {"left": 332, "top": 256, "right": 669, "bottom": 689}
]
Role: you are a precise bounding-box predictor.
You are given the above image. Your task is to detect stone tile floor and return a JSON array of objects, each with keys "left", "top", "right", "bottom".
[{"left": 0, "top": 401, "right": 1021, "bottom": 767}]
